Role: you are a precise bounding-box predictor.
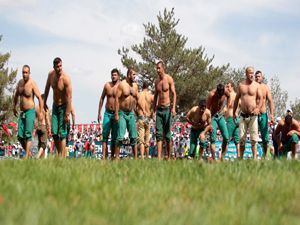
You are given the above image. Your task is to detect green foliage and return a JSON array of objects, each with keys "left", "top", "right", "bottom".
[
  {"left": 290, "top": 98, "right": 300, "bottom": 121},
  {"left": 270, "top": 76, "right": 288, "bottom": 117},
  {"left": 0, "top": 160, "right": 300, "bottom": 225},
  {"left": 118, "top": 8, "right": 230, "bottom": 113},
  {"left": 0, "top": 35, "right": 18, "bottom": 139}
]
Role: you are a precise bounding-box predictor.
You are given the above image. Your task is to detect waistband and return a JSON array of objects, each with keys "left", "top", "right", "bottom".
[
  {"left": 157, "top": 106, "right": 170, "bottom": 111},
  {"left": 212, "top": 112, "right": 224, "bottom": 118},
  {"left": 138, "top": 115, "right": 150, "bottom": 120},
  {"left": 120, "top": 110, "right": 134, "bottom": 115},
  {"left": 20, "top": 107, "right": 35, "bottom": 113},
  {"left": 240, "top": 112, "right": 256, "bottom": 118},
  {"left": 105, "top": 109, "right": 115, "bottom": 114},
  {"left": 53, "top": 102, "right": 67, "bottom": 108}
]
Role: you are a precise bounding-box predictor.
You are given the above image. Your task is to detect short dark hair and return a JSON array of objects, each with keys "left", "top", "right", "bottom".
[
  {"left": 127, "top": 67, "right": 134, "bottom": 77},
  {"left": 111, "top": 68, "right": 120, "bottom": 76},
  {"left": 142, "top": 81, "right": 149, "bottom": 89},
  {"left": 22, "top": 64, "right": 30, "bottom": 73},
  {"left": 255, "top": 70, "right": 262, "bottom": 76},
  {"left": 216, "top": 84, "right": 225, "bottom": 96},
  {"left": 199, "top": 99, "right": 206, "bottom": 107},
  {"left": 53, "top": 57, "right": 62, "bottom": 67}
]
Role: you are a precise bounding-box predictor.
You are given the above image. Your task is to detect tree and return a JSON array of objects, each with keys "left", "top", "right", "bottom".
[
  {"left": 269, "top": 76, "right": 288, "bottom": 118},
  {"left": 0, "top": 35, "right": 18, "bottom": 140},
  {"left": 290, "top": 98, "right": 300, "bottom": 121},
  {"left": 118, "top": 8, "right": 230, "bottom": 113}
]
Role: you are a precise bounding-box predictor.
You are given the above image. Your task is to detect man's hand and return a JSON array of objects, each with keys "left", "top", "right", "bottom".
[
  {"left": 270, "top": 115, "right": 274, "bottom": 125},
  {"left": 44, "top": 104, "right": 48, "bottom": 112},
  {"left": 171, "top": 107, "right": 176, "bottom": 117},
  {"left": 98, "top": 114, "right": 102, "bottom": 124},
  {"left": 115, "top": 114, "right": 119, "bottom": 123},
  {"left": 287, "top": 130, "right": 294, "bottom": 136},
  {"left": 64, "top": 113, "right": 70, "bottom": 123},
  {"left": 253, "top": 107, "right": 260, "bottom": 116}
]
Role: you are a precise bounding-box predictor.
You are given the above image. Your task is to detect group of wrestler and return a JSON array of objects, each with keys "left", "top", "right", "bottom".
[{"left": 13, "top": 57, "right": 300, "bottom": 160}]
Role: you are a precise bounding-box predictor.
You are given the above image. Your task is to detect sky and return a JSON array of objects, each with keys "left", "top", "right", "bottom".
[{"left": 1, "top": 0, "right": 299, "bottom": 123}]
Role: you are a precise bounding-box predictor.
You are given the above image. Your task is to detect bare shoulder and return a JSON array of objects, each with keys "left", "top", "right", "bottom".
[
  {"left": 166, "top": 74, "right": 174, "bottom": 82},
  {"left": 205, "top": 109, "right": 211, "bottom": 116},
  {"left": 63, "top": 73, "right": 71, "bottom": 84}
]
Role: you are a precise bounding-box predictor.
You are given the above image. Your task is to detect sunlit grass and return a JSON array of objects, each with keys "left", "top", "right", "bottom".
[{"left": 0, "top": 159, "right": 299, "bottom": 225}]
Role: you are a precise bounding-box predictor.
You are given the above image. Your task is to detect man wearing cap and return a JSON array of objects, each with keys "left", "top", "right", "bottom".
[
  {"left": 233, "top": 66, "right": 263, "bottom": 160},
  {"left": 274, "top": 114, "right": 300, "bottom": 159},
  {"left": 207, "top": 84, "right": 229, "bottom": 160},
  {"left": 186, "top": 99, "right": 212, "bottom": 159},
  {"left": 255, "top": 71, "right": 274, "bottom": 159}
]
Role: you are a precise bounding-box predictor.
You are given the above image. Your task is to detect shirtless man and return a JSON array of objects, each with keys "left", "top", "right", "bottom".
[
  {"left": 36, "top": 94, "right": 51, "bottom": 159},
  {"left": 255, "top": 71, "right": 274, "bottom": 159},
  {"left": 13, "top": 65, "right": 43, "bottom": 159},
  {"left": 44, "top": 57, "right": 72, "bottom": 158},
  {"left": 114, "top": 68, "right": 138, "bottom": 159},
  {"left": 233, "top": 66, "right": 263, "bottom": 160},
  {"left": 98, "top": 68, "right": 120, "bottom": 159},
  {"left": 207, "top": 84, "right": 229, "bottom": 160},
  {"left": 137, "top": 81, "right": 153, "bottom": 159},
  {"left": 225, "top": 81, "right": 240, "bottom": 158},
  {"left": 274, "top": 114, "right": 300, "bottom": 159},
  {"left": 153, "top": 61, "right": 177, "bottom": 160},
  {"left": 186, "top": 99, "right": 212, "bottom": 159}
]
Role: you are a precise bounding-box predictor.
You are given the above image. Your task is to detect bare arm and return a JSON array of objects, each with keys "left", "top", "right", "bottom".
[
  {"left": 64, "top": 76, "right": 73, "bottom": 122},
  {"left": 266, "top": 86, "right": 274, "bottom": 123},
  {"left": 114, "top": 83, "right": 122, "bottom": 122},
  {"left": 203, "top": 111, "right": 212, "bottom": 134},
  {"left": 43, "top": 73, "right": 51, "bottom": 111},
  {"left": 170, "top": 77, "right": 177, "bottom": 116},
  {"left": 32, "top": 80, "right": 43, "bottom": 116},
  {"left": 98, "top": 86, "right": 106, "bottom": 123},
  {"left": 13, "top": 82, "right": 20, "bottom": 116},
  {"left": 153, "top": 80, "right": 158, "bottom": 114},
  {"left": 274, "top": 123, "right": 283, "bottom": 146},
  {"left": 71, "top": 106, "right": 75, "bottom": 127},
  {"left": 185, "top": 108, "right": 194, "bottom": 125},
  {"left": 255, "top": 85, "right": 263, "bottom": 115},
  {"left": 45, "top": 109, "right": 51, "bottom": 135},
  {"left": 233, "top": 88, "right": 241, "bottom": 118},
  {"left": 206, "top": 91, "right": 213, "bottom": 110}
]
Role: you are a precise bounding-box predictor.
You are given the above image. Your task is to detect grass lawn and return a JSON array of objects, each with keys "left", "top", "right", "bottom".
[{"left": 0, "top": 159, "right": 300, "bottom": 225}]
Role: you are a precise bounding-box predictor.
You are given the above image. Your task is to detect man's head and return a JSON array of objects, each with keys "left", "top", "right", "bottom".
[
  {"left": 216, "top": 84, "right": 225, "bottom": 97},
  {"left": 142, "top": 81, "right": 149, "bottom": 90},
  {"left": 22, "top": 65, "right": 30, "bottom": 82},
  {"left": 111, "top": 68, "right": 120, "bottom": 83},
  {"left": 226, "top": 81, "right": 235, "bottom": 92},
  {"left": 127, "top": 68, "right": 136, "bottom": 83},
  {"left": 156, "top": 60, "right": 165, "bottom": 76},
  {"left": 53, "top": 57, "right": 63, "bottom": 76},
  {"left": 198, "top": 99, "right": 207, "bottom": 113},
  {"left": 245, "top": 66, "right": 254, "bottom": 82},
  {"left": 284, "top": 114, "right": 293, "bottom": 126},
  {"left": 255, "top": 70, "right": 263, "bottom": 84}
]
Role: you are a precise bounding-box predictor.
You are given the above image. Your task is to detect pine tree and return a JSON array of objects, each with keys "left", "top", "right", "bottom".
[{"left": 118, "top": 8, "right": 229, "bottom": 113}]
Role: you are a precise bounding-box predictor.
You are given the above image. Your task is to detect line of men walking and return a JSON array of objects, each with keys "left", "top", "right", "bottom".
[{"left": 13, "top": 59, "right": 300, "bottom": 160}]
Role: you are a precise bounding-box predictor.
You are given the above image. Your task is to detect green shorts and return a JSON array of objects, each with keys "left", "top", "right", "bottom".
[
  {"left": 226, "top": 117, "right": 239, "bottom": 144},
  {"left": 282, "top": 134, "right": 299, "bottom": 157},
  {"left": 17, "top": 108, "right": 36, "bottom": 141},
  {"left": 116, "top": 111, "right": 137, "bottom": 146},
  {"left": 258, "top": 112, "right": 269, "bottom": 144},
  {"left": 211, "top": 114, "right": 229, "bottom": 145},
  {"left": 189, "top": 128, "right": 206, "bottom": 157},
  {"left": 155, "top": 107, "right": 172, "bottom": 143},
  {"left": 102, "top": 110, "right": 118, "bottom": 145},
  {"left": 52, "top": 103, "right": 68, "bottom": 140}
]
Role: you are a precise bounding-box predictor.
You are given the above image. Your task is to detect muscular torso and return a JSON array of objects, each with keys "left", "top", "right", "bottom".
[
  {"left": 239, "top": 81, "right": 259, "bottom": 114},
  {"left": 49, "top": 70, "right": 68, "bottom": 105},
  {"left": 119, "top": 80, "right": 138, "bottom": 112},
  {"left": 225, "top": 91, "right": 237, "bottom": 118},
  {"left": 188, "top": 107, "right": 210, "bottom": 129},
  {"left": 17, "top": 79, "right": 35, "bottom": 111},
  {"left": 258, "top": 83, "right": 268, "bottom": 113},
  {"left": 209, "top": 91, "right": 226, "bottom": 115},
  {"left": 104, "top": 82, "right": 118, "bottom": 111},
  {"left": 137, "top": 90, "right": 153, "bottom": 117},
  {"left": 155, "top": 74, "right": 172, "bottom": 107}
]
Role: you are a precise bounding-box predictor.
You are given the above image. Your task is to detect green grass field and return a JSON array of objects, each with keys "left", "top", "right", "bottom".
[{"left": 0, "top": 159, "right": 300, "bottom": 225}]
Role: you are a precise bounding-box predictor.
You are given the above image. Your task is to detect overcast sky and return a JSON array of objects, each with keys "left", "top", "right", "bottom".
[{"left": 1, "top": 0, "right": 299, "bottom": 123}]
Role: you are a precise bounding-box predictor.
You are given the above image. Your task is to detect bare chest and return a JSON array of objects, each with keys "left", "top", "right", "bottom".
[
  {"left": 157, "top": 79, "right": 169, "bottom": 93},
  {"left": 240, "top": 84, "right": 257, "bottom": 97},
  {"left": 51, "top": 76, "right": 65, "bottom": 92},
  {"left": 19, "top": 82, "right": 32, "bottom": 97}
]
